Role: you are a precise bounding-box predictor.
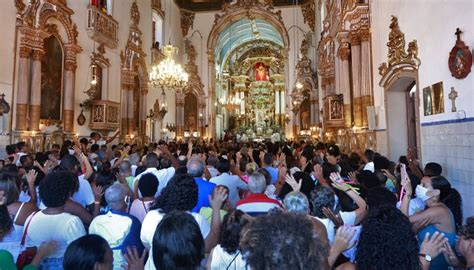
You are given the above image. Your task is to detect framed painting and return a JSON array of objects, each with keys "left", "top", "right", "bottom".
[{"left": 448, "top": 28, "right": 472, "bottom": 79}]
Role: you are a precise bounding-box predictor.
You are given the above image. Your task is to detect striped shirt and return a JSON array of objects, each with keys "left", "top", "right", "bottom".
[{"left": 236, "top": 193, "right": 282, "bottom": 216}]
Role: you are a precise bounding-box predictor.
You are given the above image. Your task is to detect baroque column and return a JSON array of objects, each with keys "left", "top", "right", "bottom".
[
  {"left": 140, "top": 86, "right": 148, "bottom": 136},
  {"left": 350, "top": 33, "right": 362, "bottom": 127},
  {"left": 30, "top": 49, "right": 44, "bottom": 131},
  {"left": 338, "top": 37, "right": 352, "bottom": 128},
  {"left": 63, "top": 44, "right": 81, "bottom": 133},
  {"left": 207, "top": 54, "right": 215, "bottom": 138},
  {"left": 360, "top": 29, "right": 372, "bottom": 128},
  {"left": 176, "top": 92, "right": 185, "bottom": 137},
  {"left": 16, "top": 46, "right": 31, "bottom": 131}
]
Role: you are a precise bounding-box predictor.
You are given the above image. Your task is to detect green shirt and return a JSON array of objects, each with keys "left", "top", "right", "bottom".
[{"left": 0, "top": 250, "right": 38, "bottom": 270}]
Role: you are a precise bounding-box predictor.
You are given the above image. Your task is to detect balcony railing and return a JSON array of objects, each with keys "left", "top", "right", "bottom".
[
  {"left": 89, "top": 100, "right": 120, "bottom": 131},
  {"left": 87, "top": 5, "right": 118, "bottom": 48}
]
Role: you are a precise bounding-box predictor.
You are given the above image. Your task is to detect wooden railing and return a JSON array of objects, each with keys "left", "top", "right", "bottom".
[
  {"left": 89, "top": 100, "right": 120, "bottom": 131},
  {"left": 87, "top": 5, "right": 118, "bottom": 48}
]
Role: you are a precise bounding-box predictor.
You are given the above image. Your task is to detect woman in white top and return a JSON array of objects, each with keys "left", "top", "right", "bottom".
[
  {"left": 141, "top": 175, "right": 227, "bottom": 270},
  {"left": 0, "top": 171, "right": 38, "bottom": 261},
  {"left": 207, "top": 210, "right": 249, "bottom": 270},
  {"left": 26, "top": 171, "right": 86, "bottom": 269}
]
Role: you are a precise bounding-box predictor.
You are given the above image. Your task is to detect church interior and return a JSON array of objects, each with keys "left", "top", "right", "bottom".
[{"left": 0, "top": 0, "right": 473, "bottom": 218}]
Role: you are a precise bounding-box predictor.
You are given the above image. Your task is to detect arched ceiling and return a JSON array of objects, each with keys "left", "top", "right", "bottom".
[{"left": 215, "top": 18, "right": 285, "bottom": 70}]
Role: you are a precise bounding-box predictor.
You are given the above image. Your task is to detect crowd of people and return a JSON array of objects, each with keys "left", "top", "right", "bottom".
[{"left": 0, "top": 133, "right": 473, "bottom": 270}]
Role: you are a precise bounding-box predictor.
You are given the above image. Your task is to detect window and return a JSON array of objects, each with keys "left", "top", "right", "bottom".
[
  {"left": 152, "top": 11, "right": 163, "bottom": 48},
  {"left": 90, "top": 0, "right": 113, "bottom": 16}
]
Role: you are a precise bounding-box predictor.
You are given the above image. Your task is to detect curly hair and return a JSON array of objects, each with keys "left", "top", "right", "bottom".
[
  {"left": 356, "top": 189, "right": 419, "bottom": 270},
  {"left": 240, "top": 210, "right": 328, "bottom": 270},
  {"left": 39, "top": 171, "right": 75, "bottom": 208},
  {"left": 218, "top": 210, "right": 249, "bottom": 254},
  {"left": 150, "top": 174, "right": 198, "bottom": 213},
  {"left": 310, "top": 186, "right": 336, "bottom": 218},
  {"left": 461, "top": 216, "right": 474, "bottom": 240}
]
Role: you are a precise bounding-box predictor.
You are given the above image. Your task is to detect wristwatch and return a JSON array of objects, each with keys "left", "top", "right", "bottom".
[{"left": 419, "top": 253, "right": 432, "bottom": 262}]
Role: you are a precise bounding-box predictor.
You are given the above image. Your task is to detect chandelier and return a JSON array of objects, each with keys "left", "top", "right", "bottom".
[
  {"left": 220, "top": 95, "right": 241, "bottom": 111},
  {"left": 149, "top": 44, "right": 189, "bottom": 90}
]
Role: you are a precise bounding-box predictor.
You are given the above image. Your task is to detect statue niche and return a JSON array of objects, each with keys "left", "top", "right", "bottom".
[
  {"left": 41, "top": 36, "right": 63, "bottom": 121},
  {"left": 299, "top": 93, "right": 311, "bottom": 130},
  {"left": 184, "top": 93, "right": 198, "bottom": 132}
]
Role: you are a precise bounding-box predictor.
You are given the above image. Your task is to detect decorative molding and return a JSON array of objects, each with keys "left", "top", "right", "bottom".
[
  {"left": 184, "top": 39, "right": 206, "bottom": 101},
  {"left": 151, "top": 0, "right": 164, "bottom": 16},
  {"left": 301, "top": 2, "right": 315, "bottom": 32},
  {"left": 91, "top": 43, "right": 110, "bottom": 67},
  {"left": 378, "top": 16, "right": 420, "bottom": 77},
  {"left": 180, "top": 10, "right": 195, "bottom": 37}
]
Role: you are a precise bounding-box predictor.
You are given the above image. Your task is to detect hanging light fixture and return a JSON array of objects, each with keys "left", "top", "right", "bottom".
[
  {"left": 149, "top": 44, "right": 189, "bottom": 90},
  {"left": 149, "top": 1, "right": 188, "bottom": 90}
]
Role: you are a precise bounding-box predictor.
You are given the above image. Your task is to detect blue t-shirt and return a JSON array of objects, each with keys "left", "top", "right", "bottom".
[
  {"left": 192, "top": 177, "right": 217, "bottom": 212},
  {"left": 263, "top": 166, "right": 279, "bottom": 185}
]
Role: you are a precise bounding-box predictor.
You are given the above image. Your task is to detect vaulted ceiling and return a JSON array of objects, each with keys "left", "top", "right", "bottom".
[{"left": 175, "top": 0, "right": 310, "bottom": 12}]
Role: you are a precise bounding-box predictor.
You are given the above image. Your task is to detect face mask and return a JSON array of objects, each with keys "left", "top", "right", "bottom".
[
  {"left": 415, "top": 185, "right": 431, "bottom": 202},
  {"left": 68, "top": 149, "right": 75, "bottom": 155}
]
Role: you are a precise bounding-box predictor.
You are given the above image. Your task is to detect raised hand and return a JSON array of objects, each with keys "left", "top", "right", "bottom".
[
  {"left": 323, "top": 207, "right": 344, "bottom": 229},
  {"left": 348, "top": 171, "right": 358, "bottom": 183},
  {"left": 332, "top": 225, "right": 357, "bottom": 253},
  {"left": 26, "top": 169, "right": 38, "bottom": 187},
  {"left": 124, "top": 246, "right": 147, "bottom": 270},
  {"left": 209, "top": 186, "right": 228, "bottom": 210},
  {"left": 400, "top": 172, "right": 412, "bottom": 195},
  {"left": 285, "top": 173, "right": 302, "bottom": 192},
  {"left": 312, "top": 164, "right": 323, "bottom": 181},
  {"left": 92, "top": 184, "right": 104, "bottom": 203}
]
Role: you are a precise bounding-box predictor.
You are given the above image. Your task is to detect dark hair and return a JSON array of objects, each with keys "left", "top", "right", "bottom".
[
  {"left": 150, "top": 175, "right": 198, "bottom": 213},
  {"left": 263, "top": 153, "right": 273, "bottom": 165},
  {"left": 240, "top": 210, "right": 327, "bottom": 270},
  {"left": 138, "top": 173, "right": 159, "bottom": 197},
  {"left": 366, "top": 187, "right": 397, "bottom": 210},
  {"left": 424, "top": 162, "right": 442, "bottom": 177},
  {"left": 152, "top": 211, "right": 204, "bottom": 270},
  {"left": 216, "top": 159, "right": 230, "bottom": 173},
  {"left": 431, "top": 176, "right": 463, "bottom": 231},
  {"left": 63, "top": 234, "right": 110, "bottom": 270},
  {"left": 145, "top": 153, "right": 159, "bottom": 168},
  {"left": 364, "top": 149, "right": 375, "bottom": 162},
  {"left": 461, "top": 216, "right": 474, "bottom": 240},
  {"left": 310, "top": 186, "right": 336, "bottom": 218},
  {"left": 322, "top": 162, "right": 339, "bottom": 180},
  {"left": 256, "top": 168, "right": 271, "bottom": 186},
  {"left": 91, "top": 144, "right": 99, "bottom": 153},
  {"left": 374, "top": 155, "right": 390, "bottom": 170},
  {"left": 79, "top": 138, "right": 88, "bottom": 145},
  {"left": 6, "top": 144, "right": 17, "bottom": 155},
  {"left": 60, "top": 154, "right": 80, "bottom": 173},
  {"left": 327, "top": 144, "right": 340, "bottom": 157},
  {"left": 356, "top": 199, "right": 419, "bottom": 270},
  {"left": 135, "top": 165, "right": 147, "bottom": 177},
  {"left": 219, "top": 210, "right": 249, "bottom": 254},
  {"left": 357, "top": 170, "right": 382, "bottom": 189},
  {"left": 16, "top": 142, "right": 26, "bottom": 151},
  {"left": 39, "top": 172, "right": 74, "bottom": 208},
  {"left": 0, "top": 204, "right": 13, "bottom": 240}
]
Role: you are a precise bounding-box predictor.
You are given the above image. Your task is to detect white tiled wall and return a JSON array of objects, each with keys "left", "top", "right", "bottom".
[{"left": 421, "top": 121, "right": 474, "bottom": 219}]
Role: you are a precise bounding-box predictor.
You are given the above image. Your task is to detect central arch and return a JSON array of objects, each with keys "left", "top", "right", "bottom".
[{"left": 207, "top": 4, "right": 290, "bottom": 138}]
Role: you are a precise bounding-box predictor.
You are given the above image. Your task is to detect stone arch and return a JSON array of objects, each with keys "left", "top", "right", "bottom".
[{"left": 14, "top": 0, "right": 81, "bottom": 143}]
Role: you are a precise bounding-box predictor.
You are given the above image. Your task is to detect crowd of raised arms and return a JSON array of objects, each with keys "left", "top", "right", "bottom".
[{"left": 0, "top": 132, "right": 473, "bottom": 270}]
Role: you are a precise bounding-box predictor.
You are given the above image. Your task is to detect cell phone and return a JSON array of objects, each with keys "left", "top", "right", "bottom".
[{"left": 400, "top": 163, "right": 408, "bottom": 181}]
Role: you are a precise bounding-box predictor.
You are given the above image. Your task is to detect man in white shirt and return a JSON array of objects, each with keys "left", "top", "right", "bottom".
[
  {"left": 133, "top": 152, "right": 176, "bottom": 197},
  {"left": 15, "top": 141, "right": 28, "bottom": 167},
  {"left": 210, "top": 159, "right": 247, "bottom": 207}
]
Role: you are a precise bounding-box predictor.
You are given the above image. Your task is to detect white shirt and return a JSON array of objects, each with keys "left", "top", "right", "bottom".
[
  {"left": 141, "top": 210, "right": 210, "bottom": 270},
  {"left": 210, "top": 244, "right": 247, "bottom": 270},
  {"left": 363, "top": 162, "right": 375, "bottom": 173},
  {"left": 71, "top": 174, "right": 95, "bottom": 207},
  {"left": 314, "top": 211, "right": 356, "bottom": 244},
  {"left": 397, "top": 197, "right": 425, "bottom": 216},
  {"left": 16, "top": 152, "right": 26, "bottom": 167},
  {"left": 207, "top": 166, "right": 219, "bottom": 178},
  {"left": 25, "top": 211, "right": 86, "bottom": 258},
  {"left": 133, "top": 167, "right": 175, "bottom": 197},
  {"left": 210, "top": 173, "right": 248, "bottom": 207}
]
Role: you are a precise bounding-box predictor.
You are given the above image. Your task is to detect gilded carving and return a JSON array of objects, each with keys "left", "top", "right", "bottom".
[
  {"left": 180, "top": 10, "right": 195, "bottom": 37},
  {"left": 19, "top": 46, "right": 31, "bottom": 58},
  {"left": 131, "top": 1, "right": 140, "bottom": 26},
  {"left": 301, "top": 2, "right": 316, "bottom": 32},
  {"left": 379, "top": 16, "right": 420, "bottom": 76}
]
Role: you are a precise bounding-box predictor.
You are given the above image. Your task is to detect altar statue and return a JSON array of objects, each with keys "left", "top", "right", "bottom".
[
  {"left": 254, "top": 62, "right": 269, "bottom": 81},
  {"left": 0, "top": 93, "right": 10, "bottom": 135}
]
